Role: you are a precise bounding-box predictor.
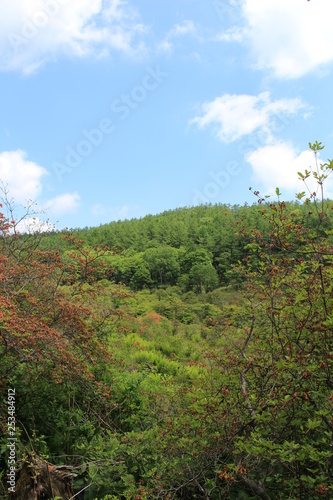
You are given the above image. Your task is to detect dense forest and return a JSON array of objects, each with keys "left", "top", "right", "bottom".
[{"left": 1, "top": 143, "right": 333, "bottom": 499}]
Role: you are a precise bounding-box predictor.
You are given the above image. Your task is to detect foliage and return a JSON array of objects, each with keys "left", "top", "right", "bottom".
[
  {"left": 0, "top": 195, "right": 127, "bottom": 490},
  {"left": 0, "top": 142, "right": 333, "bottom": 499}
]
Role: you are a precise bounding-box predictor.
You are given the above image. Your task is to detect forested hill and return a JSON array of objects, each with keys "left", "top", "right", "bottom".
[
  {"left": 2, "top": 181, "right": 333, "bottom": 498},
  {"left": 42, "top": 200, "right": 332, "bottom": 291}
]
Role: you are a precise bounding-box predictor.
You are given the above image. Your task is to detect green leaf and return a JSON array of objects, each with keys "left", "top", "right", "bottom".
[{"left": 306, "top": 419, "right": 321, "bottom": 431}]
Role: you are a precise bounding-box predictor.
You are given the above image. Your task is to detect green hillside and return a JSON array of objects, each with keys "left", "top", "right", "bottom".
[{"left": 1, "top": 152, "right": 333, "bottom": 499}]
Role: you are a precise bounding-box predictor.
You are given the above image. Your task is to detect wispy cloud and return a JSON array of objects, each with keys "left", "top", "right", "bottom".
[
  {"left": 215, "top": 27, "right": 244, "bottom": 43},
  {"left": 191, "top": 92, "right": 306, "bottom": 143},
  {"left": 158, "top": 20, "right": 197, "bottom": 54},
  {"left": 45, "top": 192, "right": 81, "bottom": 216},
  {"left": 167, "top": 20, "right": 196, "bottom": 38},
  {"left": 0, "top": 0, "right": 148, "bottom": 73}
]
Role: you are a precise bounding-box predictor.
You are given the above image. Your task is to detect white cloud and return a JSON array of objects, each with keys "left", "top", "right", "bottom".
[
  {"left": 246, "top": 142, "right": 333, "bottom": 198},
  {"left": 158, "top": 20, "right": 197, "bottom": 54},
  {"left": 191, "top": 92, "right": 305, "bottom": 143},
  {"left": 220, "top": 0, "right": 333, "bottom": 79},
  {"left": 168, "top": 20, "right": 196, "bottom": 38},
  {"left": 15, "top": 217, "right": 55, "bottom": 234},
  {"left": 157, "top": 40, "right": 173, "bottom": 54},
  {"left": 0, "top": 0, "right": 147, "bottom": 73},
  {"left": 45, "top": 192, "right": 80, "bottom": 216},
  {"left": 215, "top": 27, "right": 244, "bottom": 43},
  {"left": 0, "top": 150, "right": 48, "bottom": 203}
]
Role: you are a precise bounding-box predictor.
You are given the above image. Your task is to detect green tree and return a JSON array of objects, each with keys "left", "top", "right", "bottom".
[
  {"left": 144, "top": 246, "right": 180, "bottom": 286},
  {"left": 130, "top": 263, "right": 152, "bottom": 290},
  {"left": 189, "top": 261, "right": 219, "bottom": 292},
  {"left": 214, "top": 142, "right": 333, "bottom": 498}
]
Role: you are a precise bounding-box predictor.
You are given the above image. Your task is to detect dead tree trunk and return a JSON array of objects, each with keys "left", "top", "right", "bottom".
[{"left": 11, "top": 453, "right": 76, "bottom": 500}]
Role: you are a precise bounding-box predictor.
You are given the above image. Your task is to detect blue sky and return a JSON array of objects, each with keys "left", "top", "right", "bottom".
[{"left": 0, "top": 0, "right": 333, "bottom": 230}]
